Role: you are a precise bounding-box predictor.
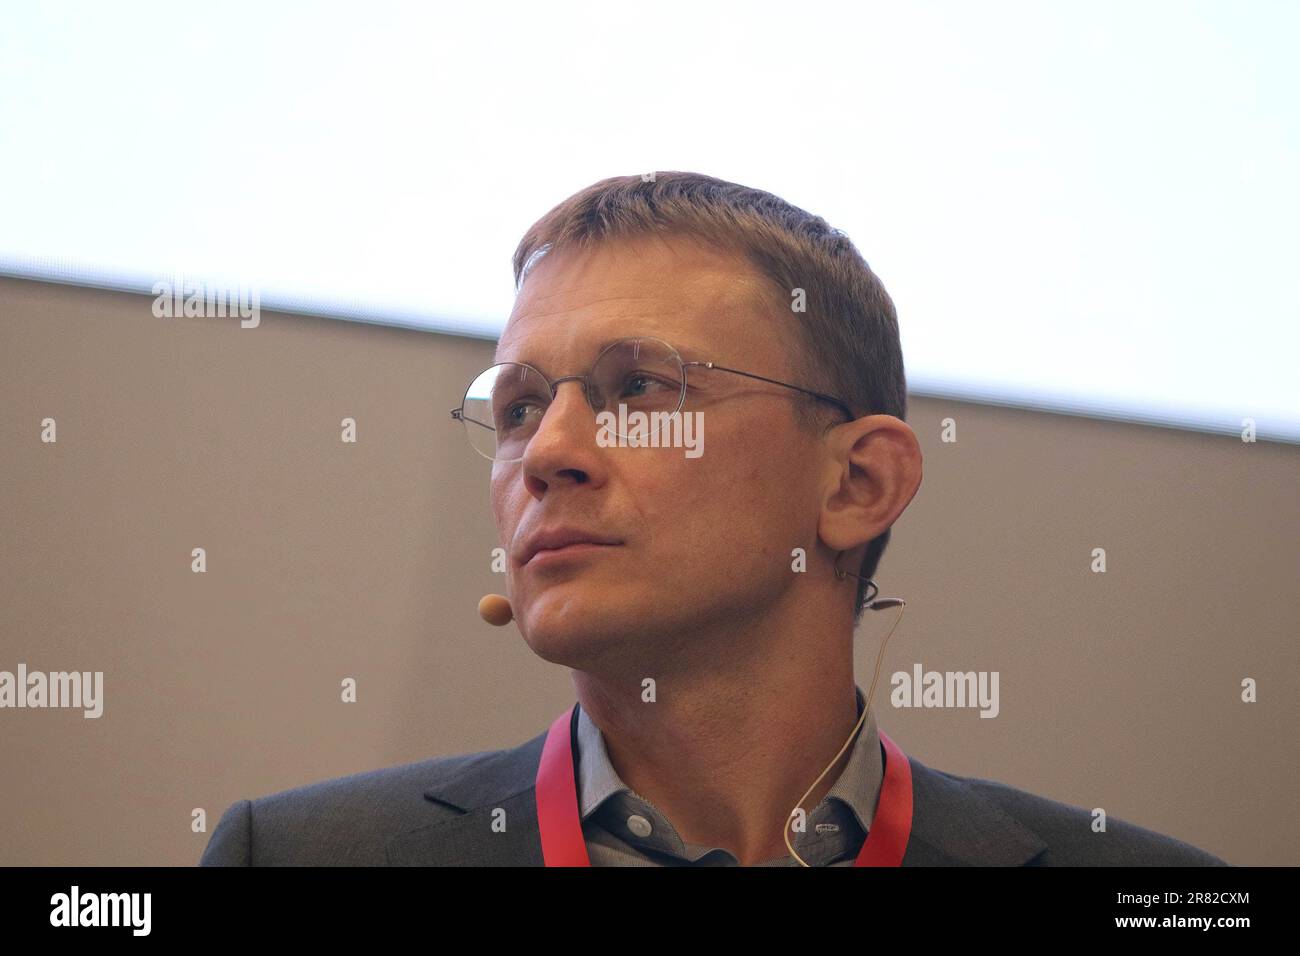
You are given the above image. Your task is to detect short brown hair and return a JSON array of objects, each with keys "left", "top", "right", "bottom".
[{"left": 511, "top": 171, "right": 907, "bottom": 625}]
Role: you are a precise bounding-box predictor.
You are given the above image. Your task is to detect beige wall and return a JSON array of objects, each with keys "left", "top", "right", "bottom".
[{"left": 1, "top": 275, "right": 1294, "bottom": 865}]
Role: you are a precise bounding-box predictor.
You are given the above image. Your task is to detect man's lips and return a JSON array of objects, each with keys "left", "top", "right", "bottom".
[
  {"left": 517, "top": 528, "right": 624, "bottom": 566},
  {"left": 524, "top": 541, "right": 622, "bottom": 566}
]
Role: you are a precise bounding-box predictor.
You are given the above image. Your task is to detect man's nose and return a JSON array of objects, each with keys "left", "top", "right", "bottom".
[{"left": 530, "top": 379, "right": 597, "bottom": 449}]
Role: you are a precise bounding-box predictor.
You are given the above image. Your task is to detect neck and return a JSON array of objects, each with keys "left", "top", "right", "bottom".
[{"left": 571, "top": 599, "right": 861, "bottom": 866}]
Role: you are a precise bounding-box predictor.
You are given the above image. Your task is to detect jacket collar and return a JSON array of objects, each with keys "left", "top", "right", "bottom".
[{"left": 386, "top": 708, "right": 1047, "bottom": 867}]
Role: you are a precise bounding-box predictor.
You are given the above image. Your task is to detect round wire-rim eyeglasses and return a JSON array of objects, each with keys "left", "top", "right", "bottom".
[{"left": 450, "top": 335, "right": 855, "bottom": 462}]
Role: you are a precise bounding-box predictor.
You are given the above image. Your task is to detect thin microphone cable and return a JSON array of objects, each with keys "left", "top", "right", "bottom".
[{"left": 783, "top": 552, "right": 907, "bottom": 867}]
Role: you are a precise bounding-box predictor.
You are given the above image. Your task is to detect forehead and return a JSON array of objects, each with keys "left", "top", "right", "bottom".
[{"left": 495, "top": 234, "right": 787, "bottom": 369}]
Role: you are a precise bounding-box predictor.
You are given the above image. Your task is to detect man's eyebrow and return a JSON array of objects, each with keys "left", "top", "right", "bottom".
[{"left": 495, "top": 336, "right": 712, "bottom": 370}]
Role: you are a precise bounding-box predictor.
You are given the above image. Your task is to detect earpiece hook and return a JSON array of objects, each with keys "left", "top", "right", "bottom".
[{"left": 833, "top": 550, "right": 880, "bottom": 607}]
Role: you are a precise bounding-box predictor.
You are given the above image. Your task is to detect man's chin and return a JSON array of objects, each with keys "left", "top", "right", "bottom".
[{"left": 515, "top": 585, "right": 635, "bottom": 668}]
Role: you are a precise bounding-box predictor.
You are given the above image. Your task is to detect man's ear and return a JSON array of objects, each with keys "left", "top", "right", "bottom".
[{"left": 817, "top": 414, "right": 922, "bottom": 553}]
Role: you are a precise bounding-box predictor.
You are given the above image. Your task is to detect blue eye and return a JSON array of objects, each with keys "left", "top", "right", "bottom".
[
  {"left": 500, "top": 401, "right": 543, "bottom": 432},
  {"left": 622, "top": 372, "right": 675, "bottom": 397}
]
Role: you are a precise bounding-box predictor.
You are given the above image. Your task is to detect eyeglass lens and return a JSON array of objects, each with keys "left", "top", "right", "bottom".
[{"left": 460, "top": 338, "right": 686, "bottom": 461}]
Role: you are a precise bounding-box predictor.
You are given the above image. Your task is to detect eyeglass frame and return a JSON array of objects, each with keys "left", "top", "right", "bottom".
[{"left": 449, "top": 335, "right": 857, "bottom": 461}]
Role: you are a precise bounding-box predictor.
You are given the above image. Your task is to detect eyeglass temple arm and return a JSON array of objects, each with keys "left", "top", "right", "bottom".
[
  {"left": 451, "top": 407, "right": 500, "bottom": 434},
  {"left": 682, "top": 362, "right": 854, "bottom": 421}
]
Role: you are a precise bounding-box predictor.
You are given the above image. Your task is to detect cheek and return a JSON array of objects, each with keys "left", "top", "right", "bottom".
[
  {"left": 633, "top": 447, "right": 768, "bottom": 541},
  {"left": 488, "top": 474, "right": 519, "bottom": 543},
  {"left": 696, "top": 445, "right": 813, "bottom": 542}
]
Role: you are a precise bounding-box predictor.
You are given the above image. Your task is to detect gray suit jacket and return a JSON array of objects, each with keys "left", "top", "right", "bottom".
[{"left": 198, "top": 721, "right": 1229, "bottom": 866}]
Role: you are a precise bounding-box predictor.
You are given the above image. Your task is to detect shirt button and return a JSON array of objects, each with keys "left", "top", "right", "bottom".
[{"left": 626, "top": 814, "right": 653, "bottom": 838}]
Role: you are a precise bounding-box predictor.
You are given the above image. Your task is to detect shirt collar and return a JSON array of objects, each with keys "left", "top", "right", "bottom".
[{"left": 575, "top": 684, "right": 884, "bottom": 840}]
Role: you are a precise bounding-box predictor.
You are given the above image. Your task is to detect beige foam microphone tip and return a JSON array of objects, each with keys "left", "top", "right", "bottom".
[{"left": 478, "top": 593, "right": 513, "bottom": 626}]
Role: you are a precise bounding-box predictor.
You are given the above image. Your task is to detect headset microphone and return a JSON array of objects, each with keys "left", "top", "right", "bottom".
[{"left": 478, "top": 593, "right": 513, "bottom": 626}]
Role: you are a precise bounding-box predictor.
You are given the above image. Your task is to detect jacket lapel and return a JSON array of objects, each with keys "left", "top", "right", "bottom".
[{"left": 386, "top": 729, "right": 548, "bottom": 866}]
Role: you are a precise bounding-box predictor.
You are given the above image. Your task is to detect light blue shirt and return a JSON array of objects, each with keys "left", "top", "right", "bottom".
[{"left": 575, "top": 685, "right": 883, "bottom": 866}]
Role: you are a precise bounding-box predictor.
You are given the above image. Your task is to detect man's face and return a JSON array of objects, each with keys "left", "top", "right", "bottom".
[{"left": 491, "top": 234, "right": 832, "bottom": 673}]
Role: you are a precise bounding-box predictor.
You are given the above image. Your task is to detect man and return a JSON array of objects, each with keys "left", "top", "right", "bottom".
[{"left": 200, "top": 172, "right": 1227, "bottom": 866}]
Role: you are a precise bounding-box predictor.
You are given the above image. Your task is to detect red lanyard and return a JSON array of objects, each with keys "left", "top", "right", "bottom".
[{"left": 535, "top": 703, "right": 913, "bottom": 867}]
